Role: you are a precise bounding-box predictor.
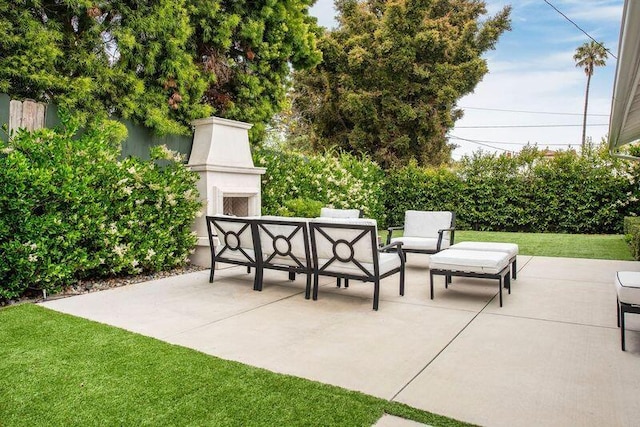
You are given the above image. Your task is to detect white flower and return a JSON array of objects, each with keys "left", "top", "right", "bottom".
[
  {"left": 1, "top": 147, "right": 14, "bottom": 154},
  {"left": 145, "top": 249, "right": 156, "bottom": 261},
  {"left": 122, "top": 186, "right": 133, "bottom": 195},
  {"left": 131, "top": 259, "right": 139, "bottom": 267},
  {"left": 113, "top": 244, "right": 127, "bottom": 257},
  {"left": 28, "top": 254, "right": 38, "bottom": 262}
]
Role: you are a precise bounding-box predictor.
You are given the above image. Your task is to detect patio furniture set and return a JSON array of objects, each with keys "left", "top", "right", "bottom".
[{"left": 206, "top": 209, "right": 519, "bottom": 310}]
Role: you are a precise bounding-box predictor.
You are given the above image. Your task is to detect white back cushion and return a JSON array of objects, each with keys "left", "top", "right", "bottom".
[
  {"left": 211, "top": 217, "right": 255, "bottom": 251},
  {"left": 320, "top": 207, "right": 361, "bottom": 218},
  {"left": 310, "top": 218, "right": 378, "bottom": 265},
  {"left": 257, "top": 221, "right": 309, "bottom": 264},
  {"left": 404, "top": 210, "right": 453, "bottom": 238}
]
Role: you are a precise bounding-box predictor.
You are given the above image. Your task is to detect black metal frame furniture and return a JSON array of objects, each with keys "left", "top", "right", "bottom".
[
  {"left": 429, "top": 249, "right": 511, "bottom": 307},
  {"left": 206, "top": 215, "right": 261, "bottom": 290},
  {"left": 448, "top": 241, "right": 519, "bottom": 280},
  {"left": 615, "top": 271, "right": 640, "bottom": 351},
  {"left": 256, "top": 218, "right": 313, "bottom": 299},
  {"left": 386, "top": 210, "right": 456, "bottom": 257},
  {"left": 309, "top": 220, "right": 405, "bottom": 310}
]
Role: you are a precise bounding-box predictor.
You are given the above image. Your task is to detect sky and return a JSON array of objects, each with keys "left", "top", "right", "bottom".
[{"left": 308, "top": 0, "right": 624, "bottom": 160}]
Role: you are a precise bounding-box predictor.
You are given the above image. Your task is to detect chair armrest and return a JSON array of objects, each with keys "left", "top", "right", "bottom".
[
  {"left": 379, "top": 241, "right": 403, "bottom": 253},
  {"left": 386, "top": 226, "right": 404, "bottom": 245},
  {"left": 436, "top": 227, "right": 456, "bottom": 250}
]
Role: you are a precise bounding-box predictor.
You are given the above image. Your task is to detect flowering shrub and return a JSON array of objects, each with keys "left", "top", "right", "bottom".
[
  {"left": 254, "top": 148, "right": 386, "bottom": 222},
  {"left": 0, "top": 122, "right": 201, "bottom": 301}
]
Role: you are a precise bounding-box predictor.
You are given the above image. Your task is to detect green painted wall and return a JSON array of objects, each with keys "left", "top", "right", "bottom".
[
  {"left": 0, "top": 93, "right": 9, "bottom": 142},
  {"left": 0, "top": 94, "right": 193, "bottom": 159},
  {"left": 120, "top": 119, "right": 192, "bottom": 160}
]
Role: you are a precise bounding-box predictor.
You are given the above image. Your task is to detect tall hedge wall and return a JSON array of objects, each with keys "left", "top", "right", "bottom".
[{"left": 257, "top": 146, "right": 640, "bottom": 234}]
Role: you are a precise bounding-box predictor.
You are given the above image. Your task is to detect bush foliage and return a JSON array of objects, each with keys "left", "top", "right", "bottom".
[
  {"left": 254, "top": 147, "right": 387, "bottom": 222},
  {"left": 0, "top": 122, "right": 201, "bottom": 301},
  {"left": 258, "top": 145, "right": 640, "bottom": 234}
]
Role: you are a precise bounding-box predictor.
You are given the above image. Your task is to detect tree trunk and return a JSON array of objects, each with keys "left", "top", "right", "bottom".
[{"left": 581, "top": 72, "right": 592, "bottom": 153}]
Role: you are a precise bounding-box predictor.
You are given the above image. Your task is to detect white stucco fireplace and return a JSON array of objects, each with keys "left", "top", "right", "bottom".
[{"left": 188, "top": 116, "right": 265, "bottom": 267}]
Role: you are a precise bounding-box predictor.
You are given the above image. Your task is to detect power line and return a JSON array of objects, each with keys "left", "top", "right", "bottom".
[
  {"left": 542, "top": 0, "right": 617, "bottom": 59},
  {"left": 461, "top": 106, "right": 610, "bottom": 117},
  {"left": 448, "top": 135, "right": 510, "bottom": 152},
  {"left": 455, "top": 124, "right": 609, "bottom": 129},
  {"left": 448, "top": 135, "right": 576, "bottom": 147}
]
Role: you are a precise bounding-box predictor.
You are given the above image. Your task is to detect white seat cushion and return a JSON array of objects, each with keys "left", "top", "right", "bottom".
[
  {"left": 449, "top": 241, "right": 518, "bottom": 258},
  {"left": 616, "top": 272, "right": 640, "bottom": 306},
  {"left": 316, "top": 252, "right": 401, "bottom": 277},
  {"left": 429, "top": 249, "right": 510, "bottom": 275},
  {"left": 390, "top": 236, "right": 450, "bottom": 251}
]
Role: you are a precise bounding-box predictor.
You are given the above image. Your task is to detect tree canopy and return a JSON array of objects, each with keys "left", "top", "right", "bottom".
[
  {"left": 290, "top": 0, "right": 511, "bottom": 168},
  {"left": 0, "top": 0, "right": 322, "bottom": 140}
]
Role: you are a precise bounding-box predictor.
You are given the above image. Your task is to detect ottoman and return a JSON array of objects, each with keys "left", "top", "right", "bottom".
[
  {"left": 429, "top": 249, "right": 511, "bottom": 306},
  {"left": 449, "top": 241, "right": 519, "bottom": 279},
  {"left": 615, "top": 271, "right": 640, "bottom": 351}
]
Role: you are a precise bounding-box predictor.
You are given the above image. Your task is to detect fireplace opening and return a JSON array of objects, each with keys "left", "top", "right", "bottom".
[{"left": 223, "top": 196, "right": 249, "bottom": 216}]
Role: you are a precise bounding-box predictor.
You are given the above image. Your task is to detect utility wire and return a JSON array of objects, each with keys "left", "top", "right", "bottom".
[
  {"left": 448, "top": 135, "right": 510, "bottom": 152},
  {"left": 461, "top": 106, "right": 610, "bottom": 117},
  {"left": 455, "top": 123, "right": 609, "bottom": 128},
  {"left": 542, "top": 0, "right": 617, "bottom": 59},
  {"left": 448, "top": 135, "right": 576, "bottom": 147}
]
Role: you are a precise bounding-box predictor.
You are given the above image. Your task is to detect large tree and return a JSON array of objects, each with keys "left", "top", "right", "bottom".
[
  {"left": 290, "top": 0, "right": 511, "bottom": 168},
  {"left": 573, "top": 40, "right": 607, "bottom": 152},
  {"left": 0, "top": 0, "right": 322, "bottom": 140}
]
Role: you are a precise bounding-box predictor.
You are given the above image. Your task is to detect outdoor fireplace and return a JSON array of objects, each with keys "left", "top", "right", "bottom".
[
  {"left": 223, "top": 196, "right": 249, "bottom": 216},
  {"left": 188, "top": 116, "right": 265, "bottom": 267}
]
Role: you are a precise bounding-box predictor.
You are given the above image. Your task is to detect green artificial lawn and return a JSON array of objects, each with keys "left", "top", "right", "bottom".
[
  {"left": 0, "top": 304, "right": 470, "bottom": 427},
  {"left": 455, "top": 231, "right": 633, "bottom": 260}
]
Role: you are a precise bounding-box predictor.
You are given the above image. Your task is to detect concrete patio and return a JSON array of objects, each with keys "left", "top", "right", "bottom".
[{"left": 41, "top": 255, "right": 640, "bottom": 426}]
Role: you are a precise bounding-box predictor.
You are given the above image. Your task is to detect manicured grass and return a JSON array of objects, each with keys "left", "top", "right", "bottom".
[
  {"left": 455, "top": 231, "right": 633, "bottom": 260},
  {"left": 0, "top": 304, "right": 470, "bottom": 427}
]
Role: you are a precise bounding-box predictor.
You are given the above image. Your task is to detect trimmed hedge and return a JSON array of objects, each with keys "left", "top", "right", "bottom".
[
  {"left": 254, "top": 148, "right": 387, "bottom": 222},
  {"left": 0, "top": 121, "right": 201, "bottom": 301},
  {"left": 258, "top": 146, "right": 640, "bottom": 234},
  {"left": 624, "top": 216, "right": 640, "bottom": 260}
]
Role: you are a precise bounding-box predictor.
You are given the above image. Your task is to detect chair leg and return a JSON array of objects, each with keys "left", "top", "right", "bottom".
[
  {"left": 288, "top": 271, "right": 295, "bottom": 281},
  {"left": 430, "top": 271, "right": 435, "bottom": 300},
  {"left": 399, "top": 269, "right": 405, "bottom": 296},
  {"left": 247, "top": 266, "right": 251, "bottom": 274},
  {"left": 498, "top": 276, "right": 503, "bottom": 307},
  {"left": 344, "top": 278, "right": 349, "bottom": 288},
  {"left": 209, "top": 265, "right": 215, "bottom": 283},
  {"left": 512, "top": 259, "right": 517, "bottom": 279},
  {"left": 304, "top": 274, "right": 311, "bottom": 300},
  {"left": 621, "top": 305, "right": 626, "bottom": 351},
  {"left": 254, "top": 268, "right": 263, "bottom": 291},
  {"left": 617, "top": 298, "right": 620, "bottom": 328},
  {"left": 505, "top": 273, "right": 511, "bottom": 294},
  {"left": 336, "top": 278, "right": 341, "bottom": 288},
  {"left": 313, "top": 274, "right": 319, "bottom": 300},
  {"left": 373, "top": 279, "right": 380, "bottom": 311}
]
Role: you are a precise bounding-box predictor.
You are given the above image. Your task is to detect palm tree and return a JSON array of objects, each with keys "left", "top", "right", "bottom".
[{"left": 573, "top": 41, "right": 608, "bottom": 152}]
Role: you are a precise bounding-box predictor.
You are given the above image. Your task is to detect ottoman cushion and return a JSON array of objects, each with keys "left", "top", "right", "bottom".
[
  {"left": 430, "top": 249, "right": 510, "bottom": 275},
  {"left": 616, "top": 271, "right": 640, "bottom": 306},
  {"left": 449, "top": 241, "right": 518, "bottom": 258}
]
